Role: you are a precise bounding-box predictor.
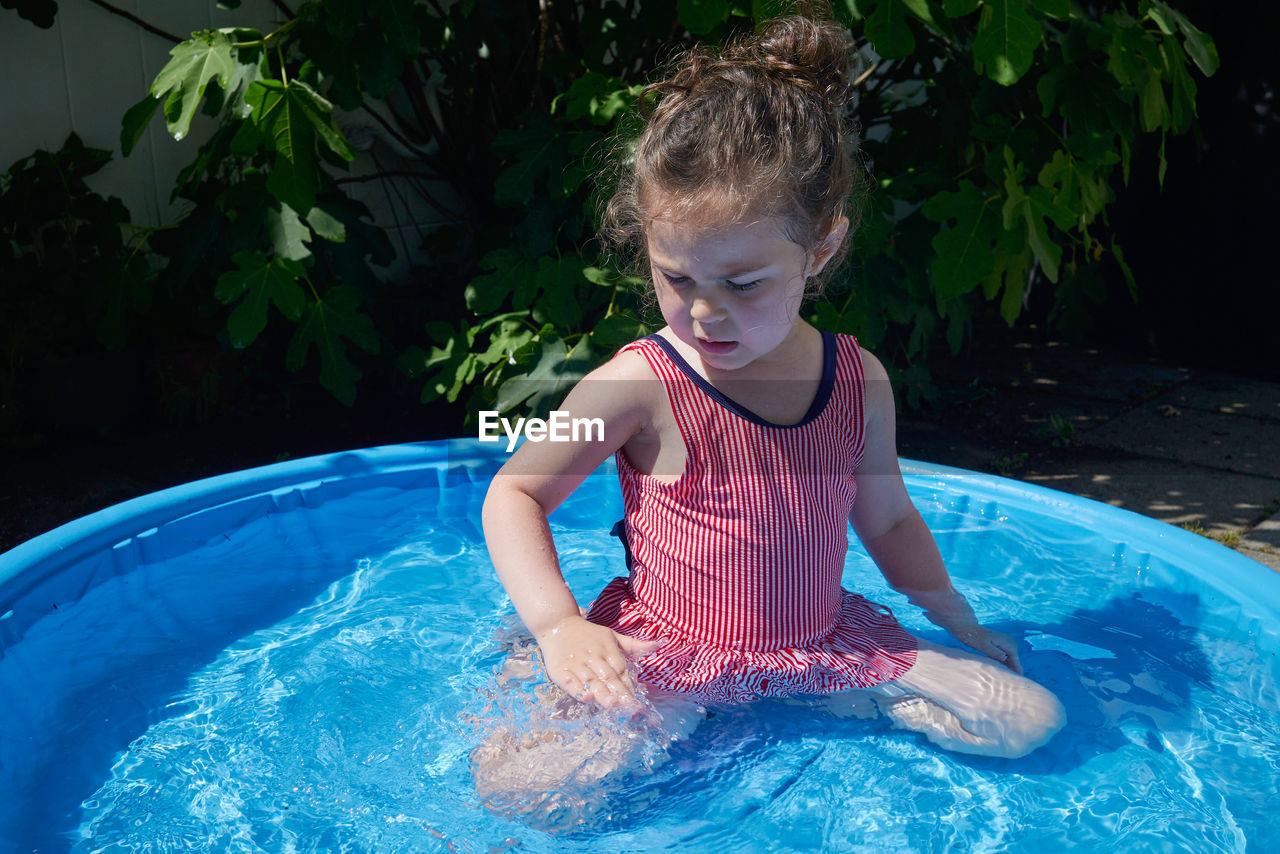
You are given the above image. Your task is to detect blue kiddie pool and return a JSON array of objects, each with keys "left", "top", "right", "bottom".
[{"left": 2, "top": 439, "right": 1278, "bottom": 852}]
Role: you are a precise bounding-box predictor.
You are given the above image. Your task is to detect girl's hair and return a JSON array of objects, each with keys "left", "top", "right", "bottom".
[{"left": 600, "top": 8, "right": 862, "bottom": 297}]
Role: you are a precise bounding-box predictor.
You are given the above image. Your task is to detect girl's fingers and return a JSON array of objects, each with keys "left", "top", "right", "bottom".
[
  {"left": 601, "top": 648, "right": 631, "bottom": 678},
  {"left": 999, "top": 643, "right": 1023, "bottom": 674},
  {"left": 538, "top": 619, "right": 647, "bottom": 707},
  {"left": 572, "top": 658, "right": 634, "bottom": 706},
  {"left": 554, "top": 669, "right": 586, "bottom": 701},
  {"left": 985, "top": 634, "right": 1023, "bottom": 674},
  {"left": 613, "top": 632, "right": 662, "bottom": 658}
]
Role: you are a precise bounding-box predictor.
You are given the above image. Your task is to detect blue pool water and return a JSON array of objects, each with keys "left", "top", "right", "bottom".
[{"left": 1, "top": 441, "right": 1278, "bottom": 852}]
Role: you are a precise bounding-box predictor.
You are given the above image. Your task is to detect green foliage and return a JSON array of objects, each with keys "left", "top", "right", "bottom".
[
  {"left": 0, "top": 134, "right": 162, "bottom": 431},
  {"left": 6, "top": 0, "right": 1217, "bottom": 422},
  {"left": 0, "top": 134, "right": 161, "bottom": 354},
  {"left": 404, "top": 0, "right": 1217, "bottom": 414},
  {"left": 810, "top": 0, "right": 1216, "bottom": 405},
  {"left": 1, "top": 0, "right": 57, "bottom": 28},
  {"left": 115, "top": 14, "right": 392, "bottom": 406}
]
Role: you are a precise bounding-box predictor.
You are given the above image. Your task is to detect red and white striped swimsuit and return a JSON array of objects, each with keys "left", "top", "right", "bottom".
[{"left": 586, "top": 332, "right": 918, "bottom": 704}]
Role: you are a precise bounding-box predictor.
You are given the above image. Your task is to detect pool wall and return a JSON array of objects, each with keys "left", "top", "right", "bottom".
[
  {"left": 4, "top": 441, "right": 1278, "bottom": 661},
  {"left": 3, "top": 440, "right": 1280, "bottom": 853}
]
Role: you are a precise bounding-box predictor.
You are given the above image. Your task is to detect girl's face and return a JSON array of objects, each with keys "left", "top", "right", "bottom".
[{"left": 645, "top": 213, "right": 846, "bottom": 373}]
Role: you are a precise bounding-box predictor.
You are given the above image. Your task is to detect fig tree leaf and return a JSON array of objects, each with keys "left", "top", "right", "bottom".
[
  {"left": 288, "top": 80, "right": 356, "bottom": 162},
  {"left": 268, "top": 204, "right": 313, "bottom": 261},
  {"left": 944, "top": 0, "right": 980, "bottom": 16},
  {"left": 120, "top": 95, "right": 161, "bottom": 156},
  {"left": 150, "top": 30, "right": 236, "bottom": 141},
  {"left": 1168, "top": 7, "right": 1219, "bottom": 76},
  {"left": 866, "top": 0, "right": 915, "bottom": 59},
  {"left": 1139, "top": 70, "right": 1169, "bottom": 132},
  {"left": 923, "top": 181, "right": 1000, "bottom": 299},
  {"left": 589, "top": 313, "right": 649, "bottom": 352},
  {"left": 973, "top": 0, "right": 1042, "bottom": 86},
  {"left": 1030, "top": 0, "right": 1068, "bottom": 19},
  {"left": 286, "top": 285, "right": 380, "bottom": 405},
  {"left": 305, "top": 204, "right": 347, "bottom": 242},
  {"left": 265, "top": 151, "right": 318, "bottom": 217},
  {"left": 677, "top": 0, "right": 728, "bottom": 35},
  {"left": 4, "top": 0, "right": 58, "bottom": 28},
  {"left": 465, "top": 250, "right": 535, "bottom": 314},
  {"left": 246, "top": 80, "right": 306, "bottom": 163},
  {"left": 369, "top": 0, "right": 420, "bottom": 59},
  {"left": 222, "top": 42, "right": 269, "bottom": 119},
  {"left": 214, "top": 251, "right": 308, "bottom": 348},
  {"left": 533, "top": 256, "right": 585, "bottom": 330},
  {"left": 229, "top": 117, "right": 261, "bottom": 155},
  {"left": 246, "top": 80, "right": 328, "bottom": 212},
  {"left": 1003, "top": 164, "right": 1072, "bottom": 284},
  {"left": 492, "top": 114, "right": 565, "bottom": 208},
  {"left": 414, "top": 328, "right": 476, "bottom": 403},
  {"left": 495, "top": 337, "right": 567, "bottom": 412}
]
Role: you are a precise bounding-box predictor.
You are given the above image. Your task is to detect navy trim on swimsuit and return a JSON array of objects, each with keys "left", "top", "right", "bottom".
[{"left": 644, "top": 331, "right": 837, "bottom": 429}]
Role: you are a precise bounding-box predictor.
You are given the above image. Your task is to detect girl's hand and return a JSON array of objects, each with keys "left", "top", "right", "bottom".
[
  {"left": 535, "top": 615, "right": 660, "bottom": 708},
  {"left": 947, "top": 625, "right": 1024, "bottom": 675},
  {"left": 891, "top": 585, "right": 1024, "bottom": 674}
]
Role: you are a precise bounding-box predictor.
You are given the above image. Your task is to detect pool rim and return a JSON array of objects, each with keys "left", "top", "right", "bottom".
[{"left": 3, "top": 439, "right": 1277, "bottom": 619}]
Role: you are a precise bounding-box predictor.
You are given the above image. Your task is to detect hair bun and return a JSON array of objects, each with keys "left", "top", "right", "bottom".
[
  {"left": 729, "top": 15, "right": 855, "bottom": 115},
  {"left": 602, "top": 4, "right": 864, "bottom": 297}
]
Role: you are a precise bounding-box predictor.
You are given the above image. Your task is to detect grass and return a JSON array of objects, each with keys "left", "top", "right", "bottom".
[
  {"left": 1180, "top": 520, "right": 1244, "bottom": 549},
  {"left": 993, "top": 452, "right": 1029, "bottom": 476},
  {"left": 1028, "top": 413, "right": 1075, "bottom": 447}
]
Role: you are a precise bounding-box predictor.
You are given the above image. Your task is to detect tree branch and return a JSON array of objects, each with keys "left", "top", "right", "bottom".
[
  {"left": 272, "top": 0, "right": 294, "bottom": 17},
  {"left": 359, "top": 101, "right": 435, "bottom": 162},
  {"left": 84, "top": 0, "right": 181, "bottom": 43},
  {"left": 853, "top": 61, "right": 882, "bottom": 89},
  {"left": 334, "top": 169, "right": 465, "bottom": 223},
  {"left": 333, "top": 170, "right": 440, "bottom": 185}
]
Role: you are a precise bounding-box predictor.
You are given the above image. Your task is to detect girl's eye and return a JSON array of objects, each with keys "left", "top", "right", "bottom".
[{"left": 726, "top": 279, "right": 761, "bottom": 292}]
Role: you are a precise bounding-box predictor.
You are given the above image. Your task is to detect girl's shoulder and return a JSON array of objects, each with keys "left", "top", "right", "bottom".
[
  {"left": 845, "top": 342, "right": 895, "bottom": 435},
  {"left": 827, "top": 333, "right": 890, "bottom": 386},
  {"left": 849, "top": 341, "right": 889, "bottom": 384},
  {"left": 590, "top": 335, "right": 662, "bottom": 383},
  {"left": 559, "top": 335, "right": 666, "bottom": 427}
]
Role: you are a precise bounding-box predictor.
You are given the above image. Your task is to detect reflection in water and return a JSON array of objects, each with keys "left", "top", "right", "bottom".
[
  {"left": 2, "top": 477, "right": 1276, "bottom": 853},
  {"left": 1040, "top": 592, "right": 1210, "bottom": 745}
]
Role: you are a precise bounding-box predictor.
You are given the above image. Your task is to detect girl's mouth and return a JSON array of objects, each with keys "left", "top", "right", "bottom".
[{"left": 698, "top": 338, "right": 738, "bottom": 354}]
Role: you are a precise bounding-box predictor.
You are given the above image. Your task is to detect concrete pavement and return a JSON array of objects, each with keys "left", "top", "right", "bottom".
[{"left": 896, "top": 336, "right": 1280, "bottom": 572}]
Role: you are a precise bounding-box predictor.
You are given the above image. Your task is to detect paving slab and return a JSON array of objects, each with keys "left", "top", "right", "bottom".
[
  {"left": 989, "top": 390, "right": 1130, "bottom": 438},
  {"left": 1242, "top": 508, "right": 1280, "bottom": 551},
  {"left": 986, "top": 341, "right": 1193, "bottom": 403},
  {"left": 1075, "top": 404, "right": 1280, "bottom": 479},
  {"left": 1155, "top": 375, "right": 1280, "bottom": 421},
  {"left": 1239, "top": 546, "right": 1280, "bottom": 573},
  {"left": 1020, "top": 455, "right": 1280, "bottom": 535}
]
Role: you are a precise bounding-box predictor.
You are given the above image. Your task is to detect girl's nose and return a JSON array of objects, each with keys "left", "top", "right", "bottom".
[{"left": 689, "top": 293, "right": 727, "bottom": 322}]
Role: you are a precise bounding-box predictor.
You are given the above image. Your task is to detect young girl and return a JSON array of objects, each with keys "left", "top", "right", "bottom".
[{"left": 478, "top": 11, "right": 1065, "bottom": 790}]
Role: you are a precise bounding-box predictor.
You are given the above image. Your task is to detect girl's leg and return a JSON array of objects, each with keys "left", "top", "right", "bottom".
[
  {"left": 826, "top": 637, "right": 1065, "bottom": 759},
  {"left": 471, "top": 632, "right": 703, "bottom": 810}
]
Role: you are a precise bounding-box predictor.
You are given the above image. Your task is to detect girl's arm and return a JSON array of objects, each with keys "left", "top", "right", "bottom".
[
  {"left": 482, "top": 352, "right": 662, "bottom": 707},
  {"left": 848, "top": 349, "right": 1022, "bottom": 673}
]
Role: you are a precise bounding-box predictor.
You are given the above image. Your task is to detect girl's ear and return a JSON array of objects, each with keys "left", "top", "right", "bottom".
[{"left": 807, "top": 216, "right": 850, "bottom": 278}]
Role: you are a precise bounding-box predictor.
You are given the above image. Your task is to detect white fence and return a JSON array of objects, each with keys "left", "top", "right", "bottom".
[
  {"left": 0, "top": 1, "right": 282, "bottom": 225},
  {"left": 0, "top": 0, "right": 443, "bottom": 278}
]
